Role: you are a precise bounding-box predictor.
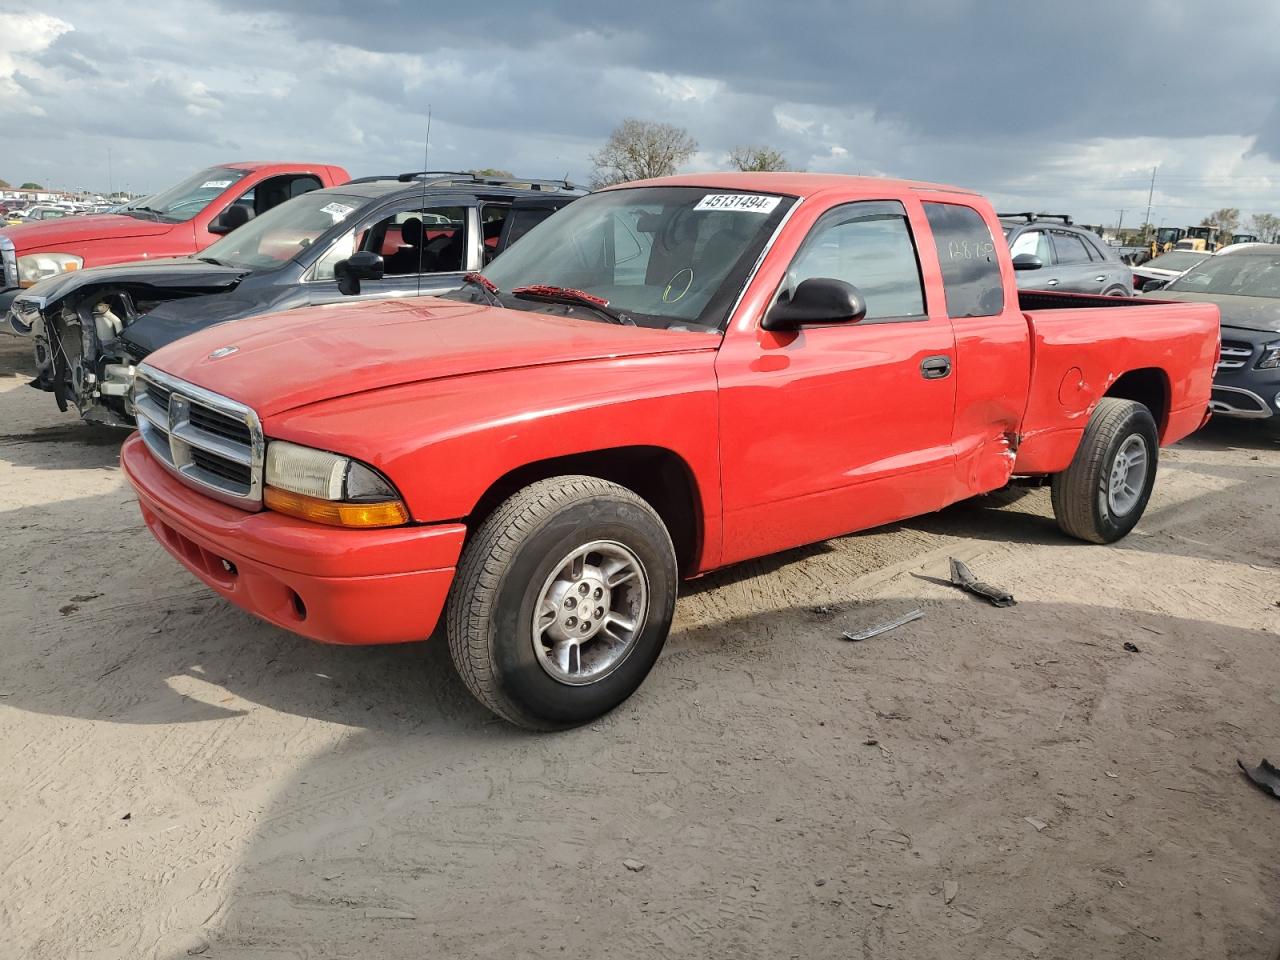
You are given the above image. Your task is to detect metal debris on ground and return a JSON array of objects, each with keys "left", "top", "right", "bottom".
[
  {"left": 623, "top": 858, "right": 647, "bottom": 872},
  {"left": 948, "top": 558, "right": 1016, "bottom": 607},
  {"left": 1123, "top": 641, "right": 1141, "bottom": 653},
  {"left": 1237, "top": 758, "right": 1280, "bottom": 800},
  {"left": 842, "top": 608, "right": 924, "bottom": 642},
  {"left": 1024, "top": 816, "right": 1049, "bottom": 832}
]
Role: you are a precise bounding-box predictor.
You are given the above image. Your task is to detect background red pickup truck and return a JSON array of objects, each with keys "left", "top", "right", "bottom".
[
  {"left": 120, "top": 172, "right": 1219, "bottom": 729},
  {"left": 0, "top": 161, "right": 349, "bottom": 309}
]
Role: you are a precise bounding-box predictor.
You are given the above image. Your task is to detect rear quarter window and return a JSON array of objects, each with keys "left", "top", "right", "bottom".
[{"left": 923, "top": 202, "right": 1004, "bottom": 317}]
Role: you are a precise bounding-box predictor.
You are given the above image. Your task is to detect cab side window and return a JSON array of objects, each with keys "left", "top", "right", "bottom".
[
  {"left": 784, "top": 200, "right": 925, "bottom": 321},
  {"left": 923, "top": 202, "right": 1004, "bottom": 318}
]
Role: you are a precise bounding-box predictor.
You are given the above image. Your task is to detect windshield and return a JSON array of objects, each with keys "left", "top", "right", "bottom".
[
  {"left": 472, "top": 186, "right": 796, "bottom": 329},
  {"left": 122, "top": 166, "right": 250, "bottom": 222},
  {"left": 1167, "top": 252, "right": 1280, "bottom": 299},
  {"left": 200, "top": 191, "right": 362, "bottom": 270},
  {"left": 1146, "top": 251, "right": 1208, "bottom": 272}
]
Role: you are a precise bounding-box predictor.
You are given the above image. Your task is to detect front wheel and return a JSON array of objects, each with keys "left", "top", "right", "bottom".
[
  {"left": 446, "top": 476, "right": 677, "bottom": 730},
  {"left": 1051, "top": 398, "right": 1159, "bottom": 543}
]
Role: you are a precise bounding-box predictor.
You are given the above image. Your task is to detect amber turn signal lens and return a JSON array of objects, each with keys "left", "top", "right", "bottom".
[{"left": 264, "top": 486, "right": 409, "bottom": 528}]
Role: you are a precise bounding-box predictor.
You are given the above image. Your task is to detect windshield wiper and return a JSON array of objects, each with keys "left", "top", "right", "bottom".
[
  {"left": 462, "top": 272, "right": 502, "bottom": 306},
  {"left": 196, "top": 255, "right": 230, "bottom": 266},
  {"left": 510, "top": 284, "right": 635, "bottom": 325},
  {"left": 122, "top": 205, "right": 167, "bottom": 221}
]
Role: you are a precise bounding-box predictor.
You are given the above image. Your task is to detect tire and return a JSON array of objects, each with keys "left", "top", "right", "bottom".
[
  {"left": 1051, "top": 398, "right": 1159, "bottom": 544},
  {"left": 446, "top": 475, "right": 678, "bottom": 730},
  {"left": 1103, "top": 285, "right": 1131, "bottom": 297}
]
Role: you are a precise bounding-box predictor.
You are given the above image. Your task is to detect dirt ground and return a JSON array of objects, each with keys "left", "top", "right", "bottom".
[{"left": 1, "top": 335, "right": 1278, "bottom": 960}]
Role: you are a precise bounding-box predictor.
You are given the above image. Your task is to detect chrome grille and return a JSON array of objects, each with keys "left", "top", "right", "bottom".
[
  {"left": 1217, "top": 340, "right": 1253, "bottom": 371},
  {"left": 134, "top": 363, "right": 264, "bottom": 508}
]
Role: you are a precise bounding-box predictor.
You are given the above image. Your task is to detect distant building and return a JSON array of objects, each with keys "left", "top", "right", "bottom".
[{"left": 0, "top": 187, "right": 71, "bottom": 203}]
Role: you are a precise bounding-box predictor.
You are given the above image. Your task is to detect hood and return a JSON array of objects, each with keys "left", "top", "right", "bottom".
[
  {"left": 0, "top": 213, "right": 175, "bottom": 251},
  {"left": 122, "top": 283, "right": 295, "bottom": 356},
  {"left": 19, "top": 256, "right": 246, "bottom": 308},
  {"left": 1132, "top": 265, "right": 1184, "bottom": 279},
  {"left": 1145, "top": 289, "right": 1280, "bottom": 334},
  {"left": 145, "top": 296, "right": 720, "bottom": 417}
]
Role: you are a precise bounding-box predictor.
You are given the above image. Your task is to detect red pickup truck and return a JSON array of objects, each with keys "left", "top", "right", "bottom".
[
  {"left": 120, "top": 173, "right": 1218, "bottom": 729},
  {"left": 0, "top": 161, "right": 348, "bottom": 309}
]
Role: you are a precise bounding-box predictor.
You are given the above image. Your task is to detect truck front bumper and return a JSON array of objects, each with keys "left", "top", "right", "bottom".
[{"left": 121, "top": 433, "right": 466, "bottom": 645}]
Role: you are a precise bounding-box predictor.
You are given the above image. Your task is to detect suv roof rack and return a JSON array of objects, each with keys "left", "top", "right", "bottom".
[
  {"left": 348, "top": 171, "right": 586, "bottom": 193},
  {"left": 998, "top": 212, "right": 1074, "bottom": 226}
]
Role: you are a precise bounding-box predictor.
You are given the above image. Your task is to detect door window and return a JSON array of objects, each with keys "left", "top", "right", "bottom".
[
  {"left": 479, "top": 203, "right": 510, "bottom": 265},
  {"left": 1051, "top": 231, "right": 1092, "bottom": 265},
  {"left": 922, "top": 202, "right": 1004, "bottom": 318},
  {"left": 313, "top": 205, "right": 469, "bottom": 280},
  {"left": 784, "top": 201, "right": 925, "bottom": 321},
  {"left": 1009, "top": 229, "right": 1051, "bottom": 264}
]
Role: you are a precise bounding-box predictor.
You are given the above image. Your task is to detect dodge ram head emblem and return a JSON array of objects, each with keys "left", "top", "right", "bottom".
[{"left": 208, "top": 346, "right": 239, "bottom": 359}]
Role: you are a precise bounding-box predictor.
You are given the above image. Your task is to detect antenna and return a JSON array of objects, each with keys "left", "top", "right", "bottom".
[{"left": 417, "top": 105, "right": 431, "bottom": 297}]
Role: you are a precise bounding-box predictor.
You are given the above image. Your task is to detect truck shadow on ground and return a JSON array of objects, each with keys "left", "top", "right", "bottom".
[
  {"left": 1176, "top": 416, "right": 1279, "bottom": 454},
  {"left": 0, "top": 470, "right": 1274, "bottom": 735},
  {"left": 0, "top": 422, "right": 130, "bottom": 472},
  {"left": 130, "top": 594, "right": 1280, "bottom": 960},
  {"left": 0, "top": 337, "right": 36, "bottom": 378}
]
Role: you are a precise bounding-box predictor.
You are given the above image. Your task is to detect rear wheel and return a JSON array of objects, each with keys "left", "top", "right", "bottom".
[
  {"left": 1051, "top": 398, "right": 1159, "bottom": 543},
  {"left": 446, "top": 476, "right": 677, "bottom": 730},
  {"left": 1103, "top": 285, "right": 1131, "bottom": 297}
]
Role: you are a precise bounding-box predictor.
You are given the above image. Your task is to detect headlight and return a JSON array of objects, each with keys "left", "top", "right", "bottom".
[
  {"left": 1258, "top": 340, "right": 1280, "bottom": 370},
  {"left": 16, "top": 252, "right": 83, "bottom": 287},
  {"left": 263, "top": 439, "right": 408, "bottom": 528}
]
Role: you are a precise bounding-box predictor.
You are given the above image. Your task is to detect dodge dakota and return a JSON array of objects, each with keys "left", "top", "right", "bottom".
[
  {"left": 0, "top": 161, "right": 349, "bottom": 313},
  {"left": 120, "top": 173, "right": 1219, "bottom": 729}
]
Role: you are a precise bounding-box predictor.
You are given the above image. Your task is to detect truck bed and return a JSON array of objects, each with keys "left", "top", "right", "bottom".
[
  {"left": 1011, "top": 290, "right": 1220, "bottom": 474},
  {"left": 1018, "top": 289, "right": 1172, "bottom": 311}
]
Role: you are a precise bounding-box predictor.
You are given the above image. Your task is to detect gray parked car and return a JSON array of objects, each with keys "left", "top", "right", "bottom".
[
  {"left": 1001, "top": 213, "right": 1132, "bottom": 296},
  {"left": 1145, "top": 244, "right": 1280, "bottom": 425}
]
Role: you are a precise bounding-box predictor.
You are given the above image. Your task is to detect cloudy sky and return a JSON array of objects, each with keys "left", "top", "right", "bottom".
[{"left": 2, "top": 0, "right": 1278, "bottom": 229}]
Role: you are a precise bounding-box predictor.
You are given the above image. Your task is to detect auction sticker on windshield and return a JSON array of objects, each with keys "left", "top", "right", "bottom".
[
  {"left": 694, "top": 194, "right": 782, "bottom": 214},
  {"left": 201, "top": 180, "right": 234, "bottom": 189},
  {"left": 320, "top": 202, "right": 356, "bottom": 222}
]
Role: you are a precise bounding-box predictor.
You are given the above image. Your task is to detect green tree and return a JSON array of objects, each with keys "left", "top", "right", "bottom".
[
  {"left": 468, "top": 168, "right": 515, "bottom": 179},
  {"left": 727, "top": 145, "right": 792, "bottom": 172},
  {"left": 20, "top": 181, "right": 44, "bottom": 190},
  {"left": 589, "top": 119, "right": 697, "bottom": 189},
  {"left": 0, "top": 177, "right": 10, "bottom": 189}
]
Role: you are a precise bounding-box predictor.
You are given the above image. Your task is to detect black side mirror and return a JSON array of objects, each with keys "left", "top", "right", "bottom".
[
  {"left": 763, "top": 277, "right": 867, "bottom": 332},
  {"left": 334, "top": 250, "right": 385, "bottom": 296},
  {"left": 1012, "top": 253, "right": 1043, "bottom": 271},
  {"left": 1140, "top": 279, "right": 1166, "bottom": 292}
]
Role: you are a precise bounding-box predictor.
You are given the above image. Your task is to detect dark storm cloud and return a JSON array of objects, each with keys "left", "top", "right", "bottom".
[
  {"left": 210, "top": 0, "right": 1280, "bottom": 146},
  {"left": 2, "top": 0, "right": 1278, "bottom": 225}
]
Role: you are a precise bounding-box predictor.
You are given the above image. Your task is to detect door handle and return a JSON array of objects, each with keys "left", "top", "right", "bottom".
[
  {"left": 1094, "top": 276, "right": 1106, "bottom": 282},
  {"left": 920, "top": 355, "right": 952, "bottom": 380},
  {"left": 1046, "top": 279, "right": 1060, "bottom": 286}
]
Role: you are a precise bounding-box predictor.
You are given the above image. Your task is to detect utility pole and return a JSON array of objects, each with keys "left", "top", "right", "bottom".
[
  {"left": 1143, "top": 165, "right": 1157, "bottom": 229},
  {"left": 1116, "top": 209, "right": 1125, "bottom": 240},
  {"left": 107, "top": 146, "right": 113, "bottom": 199}
]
